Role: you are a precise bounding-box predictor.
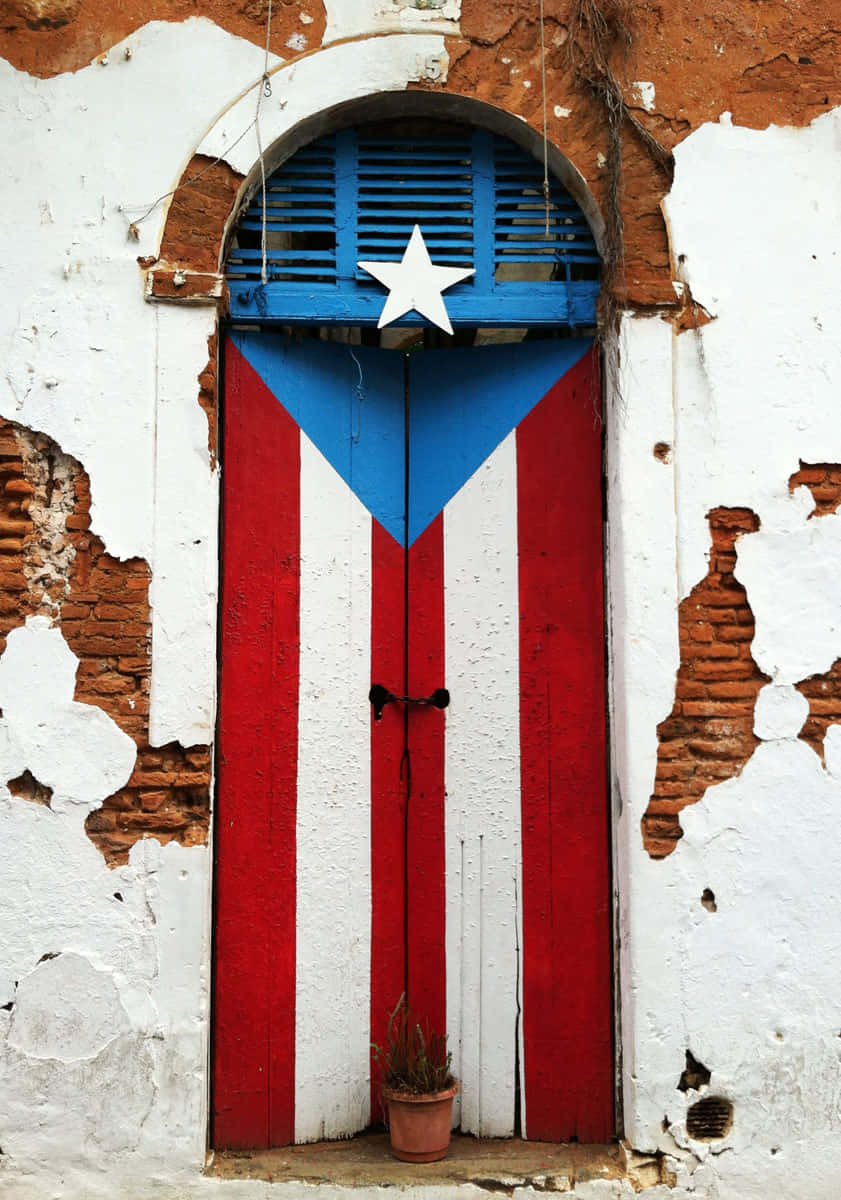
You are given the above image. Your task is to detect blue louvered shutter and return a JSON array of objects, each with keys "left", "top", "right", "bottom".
[{"left": 226, "top": 127, "right": 599, "bottom": 327}]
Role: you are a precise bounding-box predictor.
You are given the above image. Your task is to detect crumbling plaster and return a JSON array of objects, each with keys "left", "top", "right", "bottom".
[
  {"left": 2, "top": 2, "right": 841, "bottom": 1196},
  {"left": 0, "top": 623, "right": 208, "bottom": 1180},
  {"left": 611, "top": 107, "right": 841, "bottom": 1200},
  {"left": 322, "top": 0, "right": 461, "bottom": 46}
]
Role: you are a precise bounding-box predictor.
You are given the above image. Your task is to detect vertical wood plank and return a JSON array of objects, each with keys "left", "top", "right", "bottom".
[
  {"left": 517, "top": 348, "right": 613, "bottom": 1143},
  {"left": 370, "top": 521, "right": 407, "bottom": 1119},
  {"left": 213, "top": 338, "right": 299, "bottom": 1149},
  {"left": 406, "top": 515, "right": 447, "bottom": 1037},
  {"left": 295, "top": 435, "right": 372, "bottom": 1143},
  {"left": 443, "top": 433, "right": 521, "bottom": 1137}
]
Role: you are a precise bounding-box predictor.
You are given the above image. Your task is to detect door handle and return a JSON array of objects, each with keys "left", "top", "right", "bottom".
[{"left": 369, "top": 684, "right": 450, "bottom": 722}]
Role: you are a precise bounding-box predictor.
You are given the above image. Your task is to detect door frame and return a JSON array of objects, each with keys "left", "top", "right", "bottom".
[{"left": 210, "top": 98, "right": 621, "bottom": 1149}]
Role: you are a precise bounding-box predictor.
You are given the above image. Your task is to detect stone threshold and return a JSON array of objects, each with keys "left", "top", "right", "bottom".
[{"left": 206, "top": 1132, "right": 636, "bottom": 1191}]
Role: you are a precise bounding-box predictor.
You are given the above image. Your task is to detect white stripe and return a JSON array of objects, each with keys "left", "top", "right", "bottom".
[
  {"left": 295, "top": 433, "right": 372, "bottom": 1142},
  {"left": 444, "top": 432, "right": 522, "bottom": 1137}
]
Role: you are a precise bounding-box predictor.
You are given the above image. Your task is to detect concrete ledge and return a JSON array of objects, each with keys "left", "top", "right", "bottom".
[{"left": 207, "top": 1134, "right": 626, "bottom": 1191}]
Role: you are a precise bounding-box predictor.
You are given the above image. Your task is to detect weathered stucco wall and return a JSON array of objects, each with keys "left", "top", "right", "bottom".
[{"left": 2, "top": 1, "right": 841, "bottom": 1196}]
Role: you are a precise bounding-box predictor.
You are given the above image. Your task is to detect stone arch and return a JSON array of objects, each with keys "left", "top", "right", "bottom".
[{"left": 142, "top": 35, "right": 640, "bottom": 303}]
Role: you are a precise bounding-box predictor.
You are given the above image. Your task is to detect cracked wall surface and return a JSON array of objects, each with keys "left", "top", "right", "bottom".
[
  {"left": 643, "top": 507, "right": 768, "bottom": 857},
  {"left": 611, "top": 104, "right": 841, "bottom": 1200},
  {"left": 0, "top": 419, "right": 211, "bottom": 864},
  {"left": 3, "top": 3, "right": 841, "bottom": 1198}
]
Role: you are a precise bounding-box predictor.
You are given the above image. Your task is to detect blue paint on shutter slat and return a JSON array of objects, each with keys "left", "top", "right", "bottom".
[{"left": 227, "top": 127, "right": 599, "bottom": 326}]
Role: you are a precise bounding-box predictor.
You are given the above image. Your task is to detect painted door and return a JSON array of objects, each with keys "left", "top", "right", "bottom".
[{"left": 213, "top": 331, "right": 612, "bottom": 1149}]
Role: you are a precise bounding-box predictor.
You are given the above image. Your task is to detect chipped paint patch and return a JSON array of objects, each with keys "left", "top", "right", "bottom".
[
  {"left": 322, "top": 0, "right": 460, "bottom": 45},
  {"left": 0, "top": 617, "right": 136, "bottom": 816},
  {"left": 197, "top": 34, "right": 452, "bottom": 176},
  {"left": 631, "top": 80, "right": 656, "bottom": 112}
]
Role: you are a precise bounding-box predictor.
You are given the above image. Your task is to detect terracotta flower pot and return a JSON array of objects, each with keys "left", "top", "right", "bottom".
[{"left": 383, "top": 1082, "right": 459, "bottom": 1163}]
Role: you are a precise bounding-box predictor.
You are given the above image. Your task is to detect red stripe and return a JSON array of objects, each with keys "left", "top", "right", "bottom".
[
  {"left": 213, "top": 339, "right": 299, "bottom": 1148},
  {"left": 370, "top": 521, "right": 407, "bottom": 1119},
  {"left": 517, "top": 349, "right": 613, "bottom": 1142},
  {"left": 406, "top": 515, "right": 447, "bottom": 1034}
]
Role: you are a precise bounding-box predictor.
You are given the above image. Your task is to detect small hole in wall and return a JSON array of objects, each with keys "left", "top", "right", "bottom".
[
  {"left": 686, "top": 1096, "right": 733, "bottom": 1141},
  {"left": 678, "top": 1050, "right": 711, "bottom": 1092},
  {"left": 37, "top": 951, "right": 59, "bottom": 964},
  {"left": 113, "top": 892, "right": 124, "bottom": 902},
  {"left": 653, "top": 442, "right": 672, "bottom": 463},
  {"left": 661, "top": 1116, "right": 670, "bottom": 1132},
  {"left": 7, "top": 769, "right": 53, "bottom": 808},
  {"left": 771, "top": 1147, "right": 780, "bottom": 1155},
  {"left": 701, "top": 888, "right": 717, "bottom": 912},
  {"left": 1, "top": 1002, "right": 12, "bottom": 1012},
  {"left": 774, "top": 1031, "right": 784, "bottom": 1041}
]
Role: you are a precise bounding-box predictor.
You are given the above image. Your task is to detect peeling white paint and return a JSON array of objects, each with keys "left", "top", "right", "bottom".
[
  {"left": 614, "top": 107, "right": 841, "bottom": 1200},
  {"left": 2, "top": 8, "right": 841, "bottom": 1197},
  {"left": 8, "top": 952, "right": 130, "bottom": 1062},
  {"left": 0, "top": 617, "right": 136, "bottom": 816},
  {"left": 631, "top": 81, "right": 656, "bottom": 112},
  {"left": 753, "top": 683, "right": 808, "bottom": 740},
  {"left": 198, "top": 35, "right": 450, "bottom": 176},
  {"left": 149, "top": 305, "right": 218, "bottom": 746},
  {"left": 665, "top": 109, "right": 841, "bottom": 598},
  {"left": 322, "top": 0, "right": 460, "bottom": 45},
  {"left": 0, "top": 618, "right": 209, "bottom": 1176}
]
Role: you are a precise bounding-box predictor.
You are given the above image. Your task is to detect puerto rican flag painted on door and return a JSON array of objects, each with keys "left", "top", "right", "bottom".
[{"left": 213, "top": 330, "right": 612, "bottom": 1149}]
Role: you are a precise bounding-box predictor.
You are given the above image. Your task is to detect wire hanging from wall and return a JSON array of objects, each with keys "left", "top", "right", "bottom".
[
  {"left": 122, "top": 0, "right": 278, "bottom": 244},
  {"left": 539, "top": 0, "right": 551, "bottom": 236},
  {"left": 254, "top": 0, "right": 274, "bottom": 285},
  {"left": 123, "top": 120, "right": 257, "bottom": 236},
  {"left": 348, "top": 347, "right": 366, "bottom": 445}
]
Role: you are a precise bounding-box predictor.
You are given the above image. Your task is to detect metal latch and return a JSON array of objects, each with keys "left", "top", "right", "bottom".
[{"left": 369, "top": 685, "right": 450, "bottom": 722}]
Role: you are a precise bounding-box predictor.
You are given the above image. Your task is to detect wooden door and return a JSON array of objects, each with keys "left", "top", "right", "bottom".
[{"left": 213, "top": 331, "right": 612, "bottom": 1148}]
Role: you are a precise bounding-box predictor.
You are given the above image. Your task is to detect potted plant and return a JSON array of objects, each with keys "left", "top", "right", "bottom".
[{"left": 372, "top": 995, "right": 458, "bottom": 1163}]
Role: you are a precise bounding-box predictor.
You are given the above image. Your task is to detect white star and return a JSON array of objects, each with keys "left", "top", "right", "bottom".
[{"left": 358, "top": 225, "right": 475, "bottom": 335}]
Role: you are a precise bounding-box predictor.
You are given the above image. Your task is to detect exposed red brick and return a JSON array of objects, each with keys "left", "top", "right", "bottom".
[
  {"left": 197, "top": 331, "right": 219, "bottom": 469},
  {"left": 0, "top": 423, "right": 38, "bottom": 655},
  {"left": 788, "top": 462, "right": 841, "bottom": 518},
  {"left": 87, "top": 744, "right": 211, "bottom": 866},
  {"left": 641, "top": 507, "right": 768, "bottom": 859},
  {"left": 795, "top": 658, "right": 841, "bottom": 763},
  {"left": 0, "top": 418, "right": 210, "bottom": 868},
  {"left": 154, "top": 156, "right": 244, "bottom": 279}
]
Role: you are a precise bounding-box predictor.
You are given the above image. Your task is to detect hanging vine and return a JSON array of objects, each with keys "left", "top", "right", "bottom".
[{"left": 566, "top": 0, "right": 673, "bottom": 332}]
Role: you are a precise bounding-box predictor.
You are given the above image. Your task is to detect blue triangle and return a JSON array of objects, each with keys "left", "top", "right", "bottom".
[
  {"left": 233, "top": 332, "right": 407, "bottom": 545},
  {"left": 232, "top": 332, "right": 592, "bottom": 547},
  {"left": 407, "top": 339, "right": 592, "bottom": 545}
]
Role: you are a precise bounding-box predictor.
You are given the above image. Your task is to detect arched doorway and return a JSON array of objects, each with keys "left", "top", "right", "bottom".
[{"left": 212, "top": 114, "right": 612, "bottom": 1150}]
